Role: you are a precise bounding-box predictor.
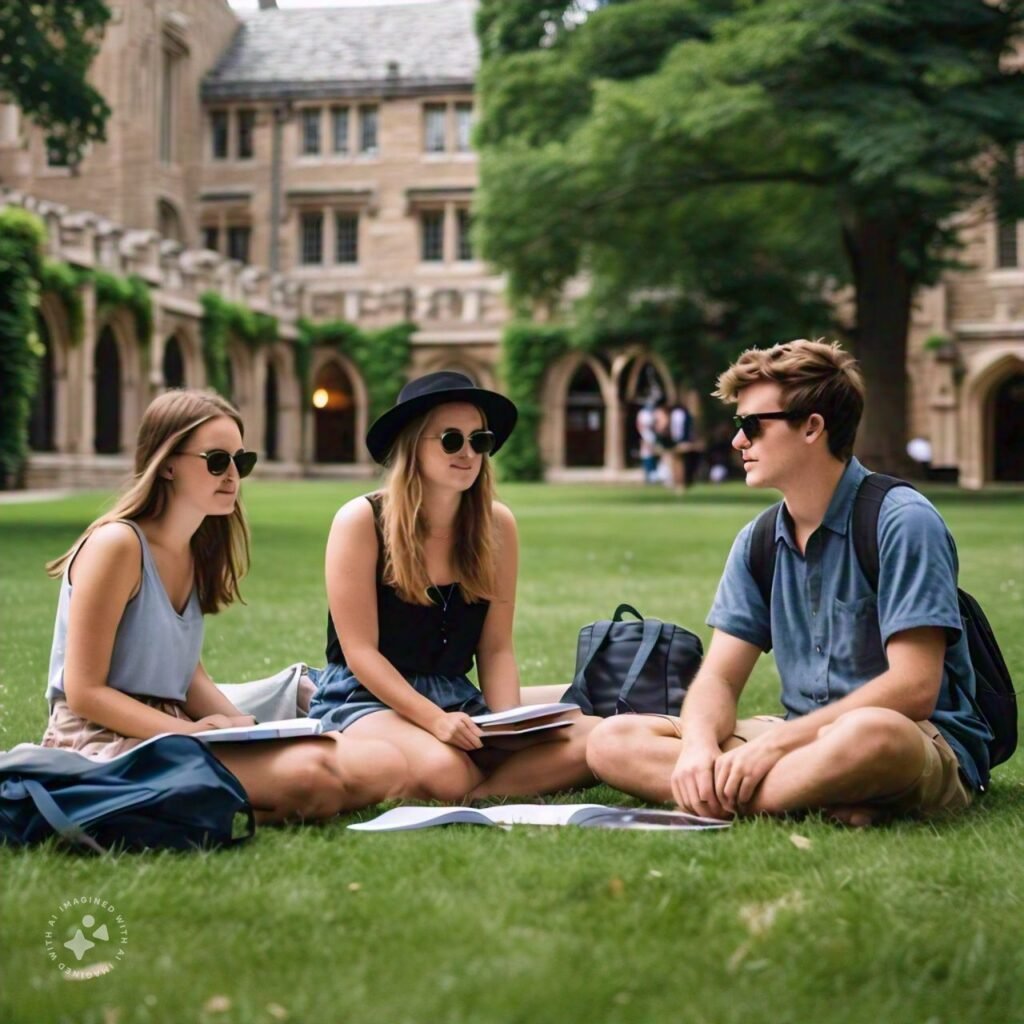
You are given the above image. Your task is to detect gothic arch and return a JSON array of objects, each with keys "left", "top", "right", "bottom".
[
  {"left": 307, "top": 350, "right": 370, "bottom": 464},
  {"left": 31, "top": 294, "right": 73, "bottom": 452},
  {"left": 960, "top": 347, "right": 1024, "bottom": 487},
  {"left": 540, "top": 351, "right": 617, "bottom": 471},
  {"left": 93, "top": 311, "right": 142, "bottom": 454}
]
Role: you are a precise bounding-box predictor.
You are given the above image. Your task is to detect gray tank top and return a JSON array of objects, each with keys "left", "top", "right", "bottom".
[{"left": 45, "top": 520, "right": 204, "bottom": 706}]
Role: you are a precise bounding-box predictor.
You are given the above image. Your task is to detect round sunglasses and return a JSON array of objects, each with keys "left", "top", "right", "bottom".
[
  {"left": 177, "top": 448, "right": 258, "bottom": 478},
  {"left": 422, "top": 429, "right": 496, "bottom": 456},
  {"left": 732, "top": 411, "right": 805, "bottom": 441}
]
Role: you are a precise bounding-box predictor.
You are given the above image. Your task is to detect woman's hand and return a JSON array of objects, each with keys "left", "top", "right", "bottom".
[
  {"left": 428, "top": 711, "right": 483, "bottom": 751},
  {"left": 189, "top": 713, "right": 254, "bottom": 733}
]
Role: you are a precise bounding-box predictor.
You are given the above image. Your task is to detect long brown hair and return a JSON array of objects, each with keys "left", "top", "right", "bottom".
[
  {"left": 47, "top": 389, "right": 251, "bottom": 614},
  {"left": 379, "top": 408, "right": 498, "bottom": 606}
]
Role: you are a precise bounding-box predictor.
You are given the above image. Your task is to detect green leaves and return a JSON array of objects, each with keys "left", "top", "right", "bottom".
[
  {"left": 0, "top": 209, "right": 45, "bottom": 487},
  {"left": 200, "top": 293, "right": 280, "bottom": 399},
  {"left": 0, "top": 0, "right": 112, "bottom": 167}
]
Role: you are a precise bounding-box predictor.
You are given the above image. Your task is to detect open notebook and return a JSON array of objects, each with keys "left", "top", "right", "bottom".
[
  {"left": 348, "top": 804, "right": 732, "bottom": 832},
  {"left": 191, "top": 700, "right": 580, "bottom": 744}
]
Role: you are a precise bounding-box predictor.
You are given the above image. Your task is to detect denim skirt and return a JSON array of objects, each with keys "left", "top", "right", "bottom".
[{"left": 306, "top": 663, "right": 490, "bottom": 732}]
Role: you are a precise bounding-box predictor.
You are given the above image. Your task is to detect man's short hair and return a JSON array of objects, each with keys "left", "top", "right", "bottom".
[{"left": 713, "top": 339, "right": 865, "bottom": 461}]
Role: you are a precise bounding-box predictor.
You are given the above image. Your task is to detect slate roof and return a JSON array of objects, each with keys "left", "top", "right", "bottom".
[{"left": 202, "top": 0, "right": 479, "bottom": 101}]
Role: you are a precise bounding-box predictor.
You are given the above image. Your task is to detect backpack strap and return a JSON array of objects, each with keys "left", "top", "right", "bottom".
[
  {"left": 749, "top": 501, "right": 783, "bottom": 610},
  {"left": 850, "top": 474, "right": 915, "bottom": 591}
]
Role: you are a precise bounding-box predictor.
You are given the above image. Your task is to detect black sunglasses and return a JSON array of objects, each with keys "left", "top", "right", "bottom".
[
  {"left": 178, "top": 448, "right": 258, "bottom": 478},
  {"left": 732, "top": 411, "right": 805, "bottom": 440},
  {"left": 423, "top": 429, "right": 496, "bottom": 456}
]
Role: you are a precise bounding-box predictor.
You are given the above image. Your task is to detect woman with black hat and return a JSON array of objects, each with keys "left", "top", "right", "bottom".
[{"left": 305, "top": 371, "right": 598, "bottom": 800}]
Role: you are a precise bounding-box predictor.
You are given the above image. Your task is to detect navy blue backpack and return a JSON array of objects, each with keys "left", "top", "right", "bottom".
[{"left": 0, "top": 734, "right": 255, "bottom": 853}]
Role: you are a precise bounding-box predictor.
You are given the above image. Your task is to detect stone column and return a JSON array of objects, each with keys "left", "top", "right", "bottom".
[{"left": 76, "top": 282, "right": 97, "bottom": 454}]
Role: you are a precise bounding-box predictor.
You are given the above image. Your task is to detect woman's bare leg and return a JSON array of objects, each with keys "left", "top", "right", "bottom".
[
  {"left": 469, "top": 715, "right": 601, "bottom": 798},
  {"left": 344, "top": 710, "right": 484, "bottom": 802},
  {"left": 212, "top": 733, "right": 407, "bottom": 825}
]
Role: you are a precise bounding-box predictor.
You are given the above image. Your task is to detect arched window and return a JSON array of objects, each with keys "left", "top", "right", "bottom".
[
  {"left": 264, "top": 361, "right": 280, "bottom": 461},
  {"left": 620, "top": 360, "right": 669, "bottom": 468},
  {"left": 312, "top": 362, "right": 356, "bottom": 463},
  {"left": 28, "top": 315, "right": 56, "bottom": 451},
  {"left": 565, "top": 363, "right": 605, "bottom": 467},
  {"left": 94, "top": 328, "right": 121, "bottom": 454},
  {"left": 157, "top": 199, "right": 183, "bottom": 243},
  {"left": 993, "top": 372, "right": 1024, "bottom": 481},
  {"left": 163, "top": 335, "right": 185, "bottom": 389}
]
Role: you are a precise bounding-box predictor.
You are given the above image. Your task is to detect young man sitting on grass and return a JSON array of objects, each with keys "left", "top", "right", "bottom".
[{"left": 587, "top": 339, "right": 990, "bottom": 825}]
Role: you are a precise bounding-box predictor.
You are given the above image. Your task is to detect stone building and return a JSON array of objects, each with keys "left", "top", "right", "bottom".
[{"left": 0, "top": 0, "right": 1020, "bottom": 485}]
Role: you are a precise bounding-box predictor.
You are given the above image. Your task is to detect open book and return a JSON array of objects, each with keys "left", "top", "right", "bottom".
[
  {"left": 192, "top": 716, "right": 324, "bottom": 743},
  {"left": 191, "top": 700, "right": 579, "bottom": 745},
  {"left": 348, "top": 803, "right": 732, "bottom": 832},
  {"left": 471, "top": 702, "right": 580, "bottom": 738}
]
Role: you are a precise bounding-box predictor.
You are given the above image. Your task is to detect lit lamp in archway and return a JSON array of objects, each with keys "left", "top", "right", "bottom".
[{"left": 312, "top": 388, "right": 329, "bottom": 409}]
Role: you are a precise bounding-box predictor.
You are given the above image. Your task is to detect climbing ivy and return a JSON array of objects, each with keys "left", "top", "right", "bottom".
[
  {"left": 200, "top": 291, "right": 279, "bottom": 397},
  {"left": 298, "top": 318, "right": 415, "bottom": 421},
  {"left": 93, "top": 269, "right": 153, "bottom": 349},
  {"left": 0, "top": 207, "right": 45, "bottom": 488},
  {"left": 498, "top": 321, "right": 571, "bottom": 481},
  {"left": 39, "top": 259, "right": 84, "bottom": 346}
]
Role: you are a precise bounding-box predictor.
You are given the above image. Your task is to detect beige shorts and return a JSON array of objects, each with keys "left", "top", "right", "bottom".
[
  {"left": 41, "top": 697, "right": 193, "bottom": 761},
  {"left": 657, "top": 713, "right": 973, "bottom": 818}
]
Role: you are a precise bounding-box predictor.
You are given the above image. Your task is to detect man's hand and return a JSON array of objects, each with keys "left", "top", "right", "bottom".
[
  {"left": 712, "top": 732, "right": 788, "bottom": 814},
  {"left": 671, "top": 742, "right": 730, "bottom": 820}
]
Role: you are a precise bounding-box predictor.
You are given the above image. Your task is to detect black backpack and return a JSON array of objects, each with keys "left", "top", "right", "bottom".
[
  {"left": 748, "top": 474, "right": 1017, "bottom": 769},
  {"left": 561, "top": 604, "right": 703, "bottom": 718}
]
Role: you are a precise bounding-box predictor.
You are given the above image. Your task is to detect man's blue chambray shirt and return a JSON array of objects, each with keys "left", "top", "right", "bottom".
[{"left": 706, "top": 457, "right": 991, "bottom": 790}]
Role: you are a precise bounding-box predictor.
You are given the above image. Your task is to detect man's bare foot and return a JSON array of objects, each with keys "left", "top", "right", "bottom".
[{"left": 828, "top": 804, "right": 885, "bottom": 828}]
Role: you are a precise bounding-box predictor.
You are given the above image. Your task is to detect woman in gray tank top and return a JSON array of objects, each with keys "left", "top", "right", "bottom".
[{"left": 39, "top": 389, "right": 405, "bottom": 824}]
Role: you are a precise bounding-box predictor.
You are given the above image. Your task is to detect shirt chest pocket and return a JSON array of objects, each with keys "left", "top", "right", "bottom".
[{"left": 829, "top": 595, "right": 888, "bottom": 681}]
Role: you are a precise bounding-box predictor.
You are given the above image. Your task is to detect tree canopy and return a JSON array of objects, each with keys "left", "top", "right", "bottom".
[
  {"left": 0, "top": 1, "right": 111, "bottom": 167},
  {"left": 475, "top": 0, "right": 1024, "bottom": 469}
]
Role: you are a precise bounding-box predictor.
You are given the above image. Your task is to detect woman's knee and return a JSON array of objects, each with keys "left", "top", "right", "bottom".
[
  {"left": 413, "top": 746, "right": 480, "bottom": 802},
  {"left": 586, "top": 714, "right": 651, "bottom": 776},
  {"left": 275, "top": 748, "right": 343, "bottom": 818}
]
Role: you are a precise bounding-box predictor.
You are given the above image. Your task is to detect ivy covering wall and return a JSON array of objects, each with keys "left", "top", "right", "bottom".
[
  {"left": 498, "top": 322, "right": 570, "bottom": 481},
  {"left": 0, "top": 208, "right": 45, "bottom": 488},
  {"left": 297, "top": 319, "right": 415, "bottom": 420},
  {"left": 199, "top": 291, "right": 279, "bottom": 397}
]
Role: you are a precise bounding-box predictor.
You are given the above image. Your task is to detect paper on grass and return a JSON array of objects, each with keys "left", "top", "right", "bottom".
[{"left": 348, "top": 803, "right": 732, "bottom": 832}]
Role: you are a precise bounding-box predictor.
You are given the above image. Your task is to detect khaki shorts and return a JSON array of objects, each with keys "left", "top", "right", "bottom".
[{"left": 657, "top": 714, "right": 973, "bottom": 818}]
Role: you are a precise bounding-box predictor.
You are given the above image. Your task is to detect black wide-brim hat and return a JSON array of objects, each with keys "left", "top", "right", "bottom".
[{"left": 366, "top": 371, "right": 518, "bottom": 465}]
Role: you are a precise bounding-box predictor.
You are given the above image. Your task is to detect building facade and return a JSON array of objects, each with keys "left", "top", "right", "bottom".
[{"left": 0, "top": 0, "right": 1020, "bottom": 485}]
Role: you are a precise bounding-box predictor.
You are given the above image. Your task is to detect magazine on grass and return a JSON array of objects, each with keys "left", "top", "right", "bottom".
[{"left": 348, "top": 803, "right": 732, "bottom": 832}]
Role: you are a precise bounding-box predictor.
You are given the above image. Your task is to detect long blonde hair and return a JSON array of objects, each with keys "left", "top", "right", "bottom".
[
  {"left": 47, "top": 389, "right": 251, "bottom": 614},
  {"left": 379, "top": 409, "right": 498, "bottom": 606}
]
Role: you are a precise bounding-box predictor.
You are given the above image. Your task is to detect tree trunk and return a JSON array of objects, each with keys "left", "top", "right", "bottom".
[{"left": 842, "top": 213, "right": 918, "bottom": 477}]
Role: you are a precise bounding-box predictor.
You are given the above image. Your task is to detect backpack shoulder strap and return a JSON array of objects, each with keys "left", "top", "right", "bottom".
[
  {"left": 749, "top": 502, "right": 783, "bottom": 609},
  {"left": 851, "top": 473, "right": 915, "bottom": 591}
]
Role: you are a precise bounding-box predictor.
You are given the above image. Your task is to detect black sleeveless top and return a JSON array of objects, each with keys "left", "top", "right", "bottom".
[{"left": 325, "top": 494, "right": 490, "bottom": 676}]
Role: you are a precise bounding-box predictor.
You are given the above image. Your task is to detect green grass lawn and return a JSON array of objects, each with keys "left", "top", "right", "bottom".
[{"left": 1, "top": 481, "right": 1023, "bottom": 1024}]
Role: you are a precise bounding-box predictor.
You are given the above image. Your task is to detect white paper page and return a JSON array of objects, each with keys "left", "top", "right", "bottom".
[
  {"left": 193, "top": 717, "right": 322, "bottom": 743},
  {"left": 471, "top": 703, "right": 579, "bottom": 727},
  {"left": 481, "top": 803, "right": 613, "bottom": 826},
  {"left": 347, "top": 806, "right": 492, "bottom": 831}
]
